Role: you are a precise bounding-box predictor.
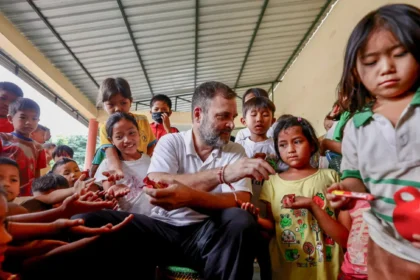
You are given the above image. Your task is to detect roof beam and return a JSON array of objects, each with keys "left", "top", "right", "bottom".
[
  {"left": 268, "top": 0, "right": 333, "bottom": 93},
  {"left": 233, "top": 0, "right": 269, "bottom": 90},
  {"left": 194, "top": 0, "right": 199, "bottom": 89},
  {"left": 177, "top": 96, "right": 192, "bottom": 103},
  {"left": 0, "top": 13, "right": 97, "bottom": 120},
  {"left": 26, "top": 0, "right": 99, "bottom": 89},
  {"left": 117, "top": 0, "right": 154, "bottom": 96}
]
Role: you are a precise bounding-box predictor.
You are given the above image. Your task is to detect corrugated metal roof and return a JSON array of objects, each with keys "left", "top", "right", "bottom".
[{"left": 0, "top": 0, "right": 334, "bottom": 115}]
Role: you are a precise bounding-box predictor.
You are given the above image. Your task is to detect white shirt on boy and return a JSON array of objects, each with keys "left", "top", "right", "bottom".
[
  {"left": 147, "top": 129, "right": 252, "bottom": 226},
  {"left": 95, "top": 155, "right": 154, "bottom": 216}
]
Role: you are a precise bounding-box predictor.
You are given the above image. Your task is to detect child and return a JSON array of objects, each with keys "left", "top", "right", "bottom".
[
  {"left": 0, "top": 157, "right": 28, "bottom": 216},
  {"left": 95, "top": 77, "right": 155, "bottom": 177},
  {"left": 0, "top": 98, "right": 46, "bottom": 196},
  {"left": 235, "top": 88, "right": 274, "bottom": 143},
  {"left": 236, "top": 96, "right": 279, "bottom": 280},
  {"left": 0, "top": 82, "right": 23, "bottom": 133},
  {"left": 21, "top": 174, "right": 70, "bottom": 212},
  {"left": 30, "top": 124, "right": 47, "bottom": 144},
  {"left": 149, "top": 94, "right": 179, "bottom": 141},
  {"left": 52, "top": 145, "right": 73, "bottom": 162},
  {"left": 243, "top": 115, "right": 345, "bottom": 280},
  {"left": 327, "top": 4, "right": 420, "bottom": 278},
  {"left": 94, "top": 112, "right": 152, "bottom": 215},
  {"left": 237, "top": 97, "right": 281, "bottom": 216}
]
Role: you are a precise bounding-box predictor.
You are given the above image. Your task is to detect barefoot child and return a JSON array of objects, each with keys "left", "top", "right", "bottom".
[
  {"left": 243, "top": 115, "right": 346, "bottom": 279},
  {"left": 327, "top": 4, "right": 420, "bottom": 278}
]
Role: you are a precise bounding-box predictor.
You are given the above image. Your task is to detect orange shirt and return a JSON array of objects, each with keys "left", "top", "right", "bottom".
[{"left": 0, "top": 118, "right": 13, "bottom": 133}]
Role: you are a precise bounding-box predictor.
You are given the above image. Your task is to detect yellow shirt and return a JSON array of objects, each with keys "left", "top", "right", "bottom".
[
  {"left": 260, "top": 169, "right": 343, "bottom": 280},
  {"left": 99, "top": 113, "right": 156, "bottom": 154}
]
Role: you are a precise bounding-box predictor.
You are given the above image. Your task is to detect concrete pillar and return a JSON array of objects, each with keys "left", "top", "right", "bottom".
[{"left": 85, "top": 119, "right": 98, "bottom": 170}]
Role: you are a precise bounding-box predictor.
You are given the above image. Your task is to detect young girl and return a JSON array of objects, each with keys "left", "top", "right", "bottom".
[
  {"left": 243, "top": 115, "right": 346, "bottom": 280},
  {"left": 94, "top": 112, "right": 153, "bottom": 215},
  {"left": 94, "top": 77, "right": 155, "bottom": 177},
  {"left": 327, "top": 4, "right": 420, "bottom": 278}
]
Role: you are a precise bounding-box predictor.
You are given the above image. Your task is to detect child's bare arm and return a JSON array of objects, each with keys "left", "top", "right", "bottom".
[
  {"left": 320, "top": 139, "right": 342, "bottom": 155},
  {"left": 7, "top": 193, "right": 116, "bottom": 223},
  {"left": 105, "top": 147, "right": 123, "bottom": 177},
  {"left": 34, "top": 188, "right": 75, "bottom": 205},
  {"left": 7, "top": 219, "right": 84, "bottom": 241},
  {"left": 285, "top": 196, "right": 350, "bottom": 248},
  {"left": 241, "top": 201, "right": 275, "bottom": 232},
  {"left": 7, "top": 203, "right": 29, "bottom": 216}
]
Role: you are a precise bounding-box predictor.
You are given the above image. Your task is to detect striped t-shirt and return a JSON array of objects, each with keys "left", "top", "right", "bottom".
[{"left": 340, "top": 89, "right": 420, "bottom": 263}]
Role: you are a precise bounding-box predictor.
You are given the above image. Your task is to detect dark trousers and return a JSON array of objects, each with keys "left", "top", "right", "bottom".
[{"left": 22, "top": 207, "right": 259, "bottom": 280}]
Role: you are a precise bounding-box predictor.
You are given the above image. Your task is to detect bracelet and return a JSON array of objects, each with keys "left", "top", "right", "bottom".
[{"left": 217, "top": 165, "right": 238, "bottom": 205}]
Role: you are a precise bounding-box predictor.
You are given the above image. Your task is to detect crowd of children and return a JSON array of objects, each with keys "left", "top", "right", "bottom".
[{"left": 0, "top": 3, "right": 419, "bottom": 279}]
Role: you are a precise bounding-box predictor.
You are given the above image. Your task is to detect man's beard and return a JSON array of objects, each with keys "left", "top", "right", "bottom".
[{"left": 198, "top": 117, "right": 231, "bottom": 148}]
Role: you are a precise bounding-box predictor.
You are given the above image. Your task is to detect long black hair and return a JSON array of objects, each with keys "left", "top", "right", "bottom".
[
  {"left": 273, "top": 115, "right": 319, "bottom": 163},
  {"left": 338, "top": 4, "right": 420, "bottom": 113}
]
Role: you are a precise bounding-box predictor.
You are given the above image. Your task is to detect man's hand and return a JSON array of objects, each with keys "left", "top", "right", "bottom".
[
  {"left": 60, "top": 193, "right": 117, "bottom": 218},
  {"left": 144, "top": 179, "right": 195, "bottom": 211},
  {"left": 224, "top": 158, "right": 276, "bottom": 183},
  {"left": 162, "top": 113, "right": 172, "bottom": 133}
]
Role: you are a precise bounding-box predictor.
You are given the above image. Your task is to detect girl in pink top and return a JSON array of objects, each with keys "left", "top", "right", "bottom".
[{"left": 339, "top": 200, "right": 370, "bottom": 280}]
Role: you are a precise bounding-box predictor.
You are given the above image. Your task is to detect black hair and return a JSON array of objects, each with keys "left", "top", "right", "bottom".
[
  {"left": 242, "top": 96, "right": 276, "bottom": 117},
  {"left": 32, "top": 174, "right": 70, "bottom": 194},
  {"left": 8, "top": 97, "right": 40, "bottom": 117},
  {"left": 273, "top": 115, "right": 319, "bottom": 163},
  {"left": 0, "top": 82, "right": 23, "bottom": 97},
  {"left": 52, "top": 145, "right": 74, "bottom": 160},
  {"left": 338, "top": 4, "right": 420, "bottom": 113},
  {"left": 51, "top": 158, "right": 78, "bottom": 173},
  {"left": 0, "top": 157, "right": 19, "bottom": 172},
  {"left": 97, "top": 77, "right": 133, "bottom": 106},
  {"left": 150, "top": 94, "right": 172, "bottom": 110},
  {"left": 192, "top": 81, "right": 237, "bottom": 116},
  {"left": 242, "top": 88, "right": 269, "bottom": 106},
  {"left": 106, "top": 112, "right": 139, "bottom": 140}
]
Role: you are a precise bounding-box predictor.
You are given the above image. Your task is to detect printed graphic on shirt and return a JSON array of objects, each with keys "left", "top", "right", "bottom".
[
  {"left": 280, "top": 214, "right": 292, "bottom": 229},
  {"left": 139, "top": 130, "right": 147, "bottom": 143},
  {"left": 295, "top": 219, "right": 307, "bottom": 239},
  {"left": 316, "top": 242, "right": 324, "bottom": 262},
  {"left": 281, "top": 229, "right": 300, "bottom": 246},
  {"left": 290, "top": 208, "right": 307, "bottom": 218},
  {"left": 311, "top": 221, "right": 322, "bottom": 242},
  {"left": 285, "top": 249, "right": 300, "bottom": 262},
  {"left": 312, "top": 192, "right": 325, "bottom": 208}
]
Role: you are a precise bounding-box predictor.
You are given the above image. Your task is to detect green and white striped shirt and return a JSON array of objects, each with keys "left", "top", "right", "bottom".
[{"left": 341, "top": 89, "right": 420, "bottom": 263}]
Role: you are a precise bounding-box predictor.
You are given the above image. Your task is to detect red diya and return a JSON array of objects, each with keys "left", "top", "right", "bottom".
[
  {"left": 143, "top": 177, "right": 168, "bottom": 189},
  {"left": 393, "top": 186, "right": 420, "bottom": 242}
]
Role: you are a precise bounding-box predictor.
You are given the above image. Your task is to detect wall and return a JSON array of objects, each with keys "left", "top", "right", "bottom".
[{"left": 273, "top": 0, "right": 419, "bottom": 135}]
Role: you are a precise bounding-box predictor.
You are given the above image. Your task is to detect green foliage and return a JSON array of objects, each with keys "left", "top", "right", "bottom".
[{"left": 51, "top": 135, "right": 99, "bottom": 168}]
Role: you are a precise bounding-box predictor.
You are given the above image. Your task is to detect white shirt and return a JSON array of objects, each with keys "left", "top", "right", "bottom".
[
  {"left": 235, "top": 126, "right": 275, "bottom": 143},
  {"left": 341, "top": 90, "right": 420, "bottom": 263},
  {"left": 147, "top": 129, "right": 252, "bottom": 226},
  {"left": 95, "top": 155, "right": 154, "bottom": 216}
]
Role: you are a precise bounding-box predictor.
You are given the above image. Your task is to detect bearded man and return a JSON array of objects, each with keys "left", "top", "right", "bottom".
[{"left": 72, "top": 81, "right": 276, "bottom": 280}]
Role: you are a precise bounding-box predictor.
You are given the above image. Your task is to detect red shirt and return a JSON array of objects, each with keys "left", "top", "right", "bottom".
[
  {"left": 150, "top": 122, "right": 179, "bottom": 140},
  {"left": 0, "top": 118, "right": 13, "bottom": 133},
  {"left": 0, "top": 132, "right": 47, "bottom": 196}
]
